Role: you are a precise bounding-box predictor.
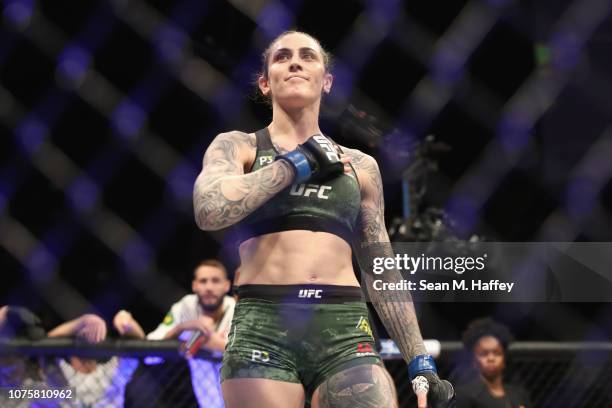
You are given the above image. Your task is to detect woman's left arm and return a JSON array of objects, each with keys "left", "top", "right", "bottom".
[
  {"left": 349, "top": 148, "right": 455, "bottom": 406},
  {"left": 348, "top": 149, "right": 427, "bottom": 360}
]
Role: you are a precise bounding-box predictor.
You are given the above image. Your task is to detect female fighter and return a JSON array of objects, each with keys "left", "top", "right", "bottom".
[{"left": 194, "top": 31, "right": 453, "bottom": 408}]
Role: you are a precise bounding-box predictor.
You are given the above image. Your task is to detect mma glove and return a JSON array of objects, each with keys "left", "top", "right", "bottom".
[
  {"left": 409, "top": 354, "right": 456, "bottom": 408},
  {"left": 275, "top": 134, "right": 344, "bottom": 183}
]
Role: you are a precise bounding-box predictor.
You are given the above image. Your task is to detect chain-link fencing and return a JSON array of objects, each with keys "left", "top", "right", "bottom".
[
  {"left": 2, "top": 339, "right": 612, "bottom": 407},
  {"left": 387, "top": 341, "right": 612, "bottom": 408}
]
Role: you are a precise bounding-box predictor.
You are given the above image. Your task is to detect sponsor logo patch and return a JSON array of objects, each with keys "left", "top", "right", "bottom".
[
  {"left": 259, "top": 156, "right": 274, "bottom": 166},
  {"left": 251, "top": 349, "right": 270, "bottom": 362},
  {"left": 356, "top": 342, "right": 376, "bottom": 357},
  {"left": 356, "top": 316, "right": 373, "bottom": 338},
  {"left": 162, "top": 313, "right": 174, "bottom": 326},
  {"left": 357, "top": 343, "right": 373, "bottom": 353}
]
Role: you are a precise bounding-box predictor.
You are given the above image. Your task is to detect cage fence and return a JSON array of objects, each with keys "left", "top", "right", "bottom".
[
  {"left": 386, "top": 341, "right": 612, "bottom": 408},
  {"left": 2, "top": 339, "right": 612, "bottom": 407}
]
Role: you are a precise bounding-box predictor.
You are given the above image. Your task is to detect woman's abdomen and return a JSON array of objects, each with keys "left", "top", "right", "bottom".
[{"left": 237, "top": 230, "right": 359, "bottom": 286}]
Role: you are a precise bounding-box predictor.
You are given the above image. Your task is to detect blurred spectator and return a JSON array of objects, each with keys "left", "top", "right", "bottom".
[
  {"left": 47, "top": 310, "right": 144, "bottom": 408},
  {"left": 456, "top": 318, "right": 531, "bottom": 408},
  {"left": 0, "top": 305, "right": 67, "bottom": 407},
  {"left": 148, "top": 259, "right": 235, "bottom": 408}
]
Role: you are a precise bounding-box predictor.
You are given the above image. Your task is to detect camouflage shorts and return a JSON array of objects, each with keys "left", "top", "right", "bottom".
[{"left": 221, "top": 285, "right": 382, "bottom": 401}]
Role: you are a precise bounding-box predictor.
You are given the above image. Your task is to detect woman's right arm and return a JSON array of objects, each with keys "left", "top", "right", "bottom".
[{"left": 193, "top": 131, "right": 295, "bottom": 231}]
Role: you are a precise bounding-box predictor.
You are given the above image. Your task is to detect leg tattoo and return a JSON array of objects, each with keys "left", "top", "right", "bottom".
[{"left": 317, "top": 365, "right": 397, "bottom": 408}]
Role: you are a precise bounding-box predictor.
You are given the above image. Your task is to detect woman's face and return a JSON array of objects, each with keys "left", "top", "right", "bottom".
[
  {"left": 259, "top": 32, "right": 332, "bottom": 109},
  {"left": 473, "top": 335, "right": 505, "bottom": 380}
]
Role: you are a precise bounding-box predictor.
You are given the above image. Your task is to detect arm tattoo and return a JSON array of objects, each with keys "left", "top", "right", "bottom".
[
  {"left": 349, "top": 148, "right": 427, "bottom": 360},
  {"left": 193, "top": 131, "right": 294, "bottom": 230}
]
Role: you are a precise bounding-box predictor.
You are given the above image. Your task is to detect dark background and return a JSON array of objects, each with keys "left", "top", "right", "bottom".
[{"left": 1, "top": 0, "right": 611, "bottom": 342}]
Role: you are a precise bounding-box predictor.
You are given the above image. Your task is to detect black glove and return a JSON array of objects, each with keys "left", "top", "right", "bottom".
[
  {"left": 276, "top": 134, "right": 344, "bottom": 183},
  {"left": 420, "top": 372, "right": 456, "bottom": 408},
  {"left": 409, "top": 354, "right": 455, "bottom": 408}
]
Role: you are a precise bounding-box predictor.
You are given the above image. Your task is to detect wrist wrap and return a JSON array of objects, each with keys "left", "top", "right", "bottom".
[
  {"left": 408, "top": 354, "right": 437, "bottom": 380},
  {"left": 276, "top": 150, "right": 312, "bottom": 183}
]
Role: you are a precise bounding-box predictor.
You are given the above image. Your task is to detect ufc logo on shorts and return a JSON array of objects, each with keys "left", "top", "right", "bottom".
[
  {"left": 289, "top": 184, "right": 332, "bottom": 199},
  {"left": 298, "top": 289, "right": 323, "bottom": 298},
  {"left": 259, "top": 156, "right": 273, "bottom": 166},
  {"left": 251, "top": 350, "right": 270, "bottom": 362},
  {"left": 313, "top": 135, "right": 340, "bottom": 162}
]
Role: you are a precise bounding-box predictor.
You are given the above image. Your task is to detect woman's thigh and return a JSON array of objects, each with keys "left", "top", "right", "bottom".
[
  {"left": 222, "top": 378, "right": 305, "bottom": 408},
  {"left": 311, "top": 364, "right": 398, "bottom": 408}
]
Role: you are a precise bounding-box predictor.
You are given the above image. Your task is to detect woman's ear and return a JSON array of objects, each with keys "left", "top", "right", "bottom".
[
  {"left": 258, "top": 75, "right": 271, "bottom": 96},
  {"left": 322, "top": 72, "right": 333, "bottom": 94}
]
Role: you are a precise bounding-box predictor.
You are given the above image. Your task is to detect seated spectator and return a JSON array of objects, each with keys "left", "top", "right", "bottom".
[
  {"left": 456, "top": 318, "right": 531, "bottom": 408},
  {"left": 48, "top": 310, "right": 144, "bottom": 408},
  {"left": 148, "top": 259, "right": 235, "bottom": 408}
]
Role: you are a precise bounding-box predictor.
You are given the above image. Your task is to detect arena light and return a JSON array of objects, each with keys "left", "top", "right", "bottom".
[
  {"left": 429, "top": 48, "right": 466, "bottom": 86},
  {"left": 121, "top": 239, "right": 154, "bottom": 276},
  {"left": 111, "top": 100, "right": 147, "bottom": 140},
  {"left": 444, "top": 195, "right": 480, "bottom": 235},
  {"left": 55, "top": 45, "right": 92, "bottom": 89},
  {"left": 24, "top": 245, "right": 57, "bottom": 284},
  {"left": 167, "top": 163, "right": 198, "bottom": 201},
  {"left": 66, "top": 176, "right": 101, "bottom": 214},
  {"left": 496, "top": 111, "right": 532, "bottom": 153},
  {"left": 14, "top": 116, "right": 48, "bottom": 156},
  {"left": 2, "top": 0, "right": 35, "bottom": 31},
  {"left": 256, "top": 2, "right": 293, "bottom": 39},
  {"left": 550, "top": 32, "right": 581, "bottom": 71},
  {"left": 154, "top": 24, "right": 188, "bottom": 65},
  {"left": 565, "top": 178, "right": 599, "bottom": 219}
]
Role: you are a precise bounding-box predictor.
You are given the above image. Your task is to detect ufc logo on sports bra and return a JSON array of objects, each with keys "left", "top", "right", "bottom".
[
  {"left": 313, "top": 135, "right": 340, "bottom": 162},
  {"left": 289, "top": 183, "right": 332, "bottom": 199},
  {"left": 298, "top": 289, "right": 323, "bottom": 298}
]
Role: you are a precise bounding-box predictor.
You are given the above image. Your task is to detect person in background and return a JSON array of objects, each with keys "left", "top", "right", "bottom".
[
  {"left": 456, "top": 318, "right": 531, "bottom": 408},
  {"left": 0, "top": 305, "right": 67, "bottom": 407},
  {"left": 47, "top": 310, "right": 144, "bottom": 408},
  {"left": 147, "top": 259, "right": 235, "bottom": 408}
]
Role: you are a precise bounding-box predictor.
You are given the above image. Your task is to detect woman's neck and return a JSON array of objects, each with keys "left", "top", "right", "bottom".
[{"left": 269, "top": 102, "right": 322, "bottom": 144}]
